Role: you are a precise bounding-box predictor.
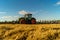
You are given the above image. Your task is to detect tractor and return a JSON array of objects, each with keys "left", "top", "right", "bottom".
[{"left": 19, "top": 13, "right": 36, "bottom": 24}]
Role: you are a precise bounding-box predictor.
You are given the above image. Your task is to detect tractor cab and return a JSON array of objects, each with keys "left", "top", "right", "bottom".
[{"left": 24, "top": 14, "right": 32, "bottom": 18}]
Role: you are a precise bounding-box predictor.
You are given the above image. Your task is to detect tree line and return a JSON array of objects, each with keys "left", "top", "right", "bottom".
[
  {"left": 0, "top": 20, "right": 60, "bottom": 24},
  {"left": 37, "top": 20, "right": 60, "bottom": 24}
]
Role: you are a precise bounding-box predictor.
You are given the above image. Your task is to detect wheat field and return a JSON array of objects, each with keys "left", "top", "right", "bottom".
[{"left": 0, "top": 24, "right": 60, "bottom": 40}]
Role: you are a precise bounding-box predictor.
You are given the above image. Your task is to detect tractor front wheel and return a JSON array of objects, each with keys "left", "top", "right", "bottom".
[
  {"left": 19, "top": 18, "right": 26, "bottom": 24},
  {"left": 31, "top": 18, "right": 36, "bottom": 24}
]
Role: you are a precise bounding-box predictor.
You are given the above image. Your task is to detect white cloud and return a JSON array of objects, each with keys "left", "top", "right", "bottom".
[
  {"left": 0, "top": 12, "right": 7, "bottom": 14},
  {"left": 1, "top": 16, "right": 20, "bottom": 21},
  {"left": 18, "top": 10, "right": 28, "bottom": 15},
  {"left": 18, "top": 10, "right": 48, "bottom": 15},
  {"left": 56, "top": 1, "right": 60, "bottom": 5},
  {"left": 18, "top": 10, "right": 43, "bottom": 15},
  {"left": 55, "top": 1, "right": 60, "bottom": 6},
  {"left": 1, "top": 16, "right": 12, "bottom": 18}
]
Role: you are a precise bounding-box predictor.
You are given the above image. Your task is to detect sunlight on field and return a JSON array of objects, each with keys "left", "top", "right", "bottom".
[{"left": 0, "top": 24, "right": 60, "bottom": 40}]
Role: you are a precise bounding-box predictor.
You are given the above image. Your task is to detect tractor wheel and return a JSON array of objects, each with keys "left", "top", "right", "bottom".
[
  {"left": 19, "top": 18, "right": 26, "bottom": 24},
  {"left": 31, "top": 18, "right": 36, "bottom": 24}
]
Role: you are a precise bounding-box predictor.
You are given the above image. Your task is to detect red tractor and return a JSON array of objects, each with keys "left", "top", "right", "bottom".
[{"left": 19, "top": 14, "right": 36, "bottom": 24}]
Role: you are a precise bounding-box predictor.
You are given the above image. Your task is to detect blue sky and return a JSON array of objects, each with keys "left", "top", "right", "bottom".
[{"left": 0, "top": 0, "right": 60, "bottom": 21}]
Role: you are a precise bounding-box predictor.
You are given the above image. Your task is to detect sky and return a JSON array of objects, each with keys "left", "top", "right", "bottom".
[{"left": 0, "top": 0, "right": 60, "bottom": 21}]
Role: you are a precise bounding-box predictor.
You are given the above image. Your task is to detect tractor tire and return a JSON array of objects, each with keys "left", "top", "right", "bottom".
[
  {"left": 19, "top": 18, "right": 26, "bottom": 24},
  {"left": 31, "top": 18, "right": 36, "bottom": 24}
]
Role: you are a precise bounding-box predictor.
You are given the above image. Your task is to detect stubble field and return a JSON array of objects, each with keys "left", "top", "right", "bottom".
[{"left": 0, "top": 24, "right": 60, "bottom": 40}]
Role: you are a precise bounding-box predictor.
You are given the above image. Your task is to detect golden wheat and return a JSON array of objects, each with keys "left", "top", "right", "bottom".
[{"left": 0, "top": 24, "right": 60, "bottom": 40}]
